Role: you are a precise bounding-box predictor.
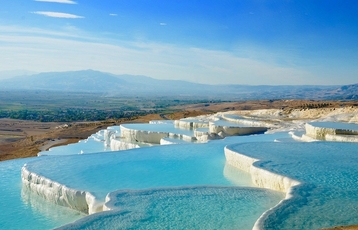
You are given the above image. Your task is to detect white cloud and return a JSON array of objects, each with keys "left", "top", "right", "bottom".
[
  {"left": 34, "top": 0, "right": 77, "bottom": 4},
  {"left": 0, "top": 25, "right": 88, "bottom": 41},
  {"left": 2, "top": 26, "right": 354, "bottom": 85},
  {"left": 0, "top": 34, "right": 314, "bottom": 84},
  {"left": 160, "top": 23, "right": 167, "bottom": 26},
  {"left": 32, "top": 11, "right": 84, "bottom": 18},
  {"left": 109, "top": 13, "right": 117, "bottom": 16}
]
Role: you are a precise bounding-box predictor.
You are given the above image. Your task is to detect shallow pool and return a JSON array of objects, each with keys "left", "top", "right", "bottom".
[{"left": 0, "top": 158, "right": 85, "bottom": 230}]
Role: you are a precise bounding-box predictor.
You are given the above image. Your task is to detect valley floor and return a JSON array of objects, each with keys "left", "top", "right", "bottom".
[
  {"left": 1, "top": 100, "right": 358, "bottom": 230},
  {"left": 1, "top": 99, "right": 356, "bottom": 161}
]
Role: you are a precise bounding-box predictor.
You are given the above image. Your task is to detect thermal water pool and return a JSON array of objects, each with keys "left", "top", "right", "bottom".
[
  {"left": 0, "top": 158, "right": 85, "bottom": 230},
  {"left": 225, "top": 142, "right": 358, "bottom": 229},
  {"left": 121, "top": 123, "right": 195, "bottom": 136},
  {"left": 18, "top": 132, "right": 291, "bottom": 229},
  {"left": 57, "top": 186, "right": 283, "bottom": 230},
  {"left": 39, "top": 137, "right": 110, "bottom": 156}
]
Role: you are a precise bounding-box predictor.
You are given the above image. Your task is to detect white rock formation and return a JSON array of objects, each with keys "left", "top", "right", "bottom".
[
  {"left": 305, "top": 123, "right": 337, "bottom": 140},
  {"left": 193, "top": 128, "right": 209, "bottom": 138},
  {"left": 21, "top": 165, "right": 103, "bottom": 215},
  {"left": 196, "top": 133, "right": 222, "bottom": 142},
  {"left": 174, "top": 119, "right": 209, "bottom": 129},
  {"left": 224, "top": 146, "right": 300, "bottom": 193},
  {"left": 288, "top": 131, "right": 318, "bottom": 142},
  {"left": 103, "top": 129, "right": 116, "bottom": 147},
  {"left": 222, "top": 113, "right": 276, "bottom": 128},
  {"left": 119, "top": 125, "right": 197, "bottom": 144},
  {"left": 168, "top": 133, "right": 196, "bottom": 142},
  {"left": 209, "top": 122, "right": 267, "bottom": 136},
  {"left": 110, "top": 139, "right": 140, "bottom": 150},
  {"left": 325, "top": 134, "right": 358, "bottom": 142},
  {"left": 120, "top": 125, "right": 168, "bottom": 144},
  {"left": 149, "top": 120, "right": 174, "bottom": 124},
  {"left": 160, "top": 138, "right": 177, "bottom": 145},
  {"left": 305, "top": 122, "right": 358, "bottom": 141},
  {"left": 224, "top": 145, "right": 301, "bottom": 230}
]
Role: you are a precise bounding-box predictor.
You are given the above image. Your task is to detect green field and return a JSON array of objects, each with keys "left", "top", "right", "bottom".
[{"left": 0, "top": 90, "right": 221, "bottom": 122}]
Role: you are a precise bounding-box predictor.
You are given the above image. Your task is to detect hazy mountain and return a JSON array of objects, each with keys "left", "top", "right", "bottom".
[
  {"left": 331, "top": 83, "right": 358, "bottom": 99},
  {"left": 0, "top": 70, "right": 127, "bottom": 92},
  {"left": 0, "top": 69, "right": 355, "bottom": 100},
  {"left": 0, "top": 70, "right": 214, "bottom": 95},
  {"left": 0, "top": 70, "right": 37, "bottom": 80}
]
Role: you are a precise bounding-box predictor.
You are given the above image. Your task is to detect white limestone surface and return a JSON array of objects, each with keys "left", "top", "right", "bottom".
[
  {"left": 288, "top": 131, "right": 318, "bottom": 142},
  {"left": 160, "top": 138, "right": 177, "bottom": 145},
  {"left": 120, "top": 124, "right": 169, "bottom": 144},
  {"left": 224, "top": 146, "right": 299, "bottom": 193},
  {"left": 194, "top": 127, "right": 209, "bottom": 138},
  {"left": 120, "top": 123, "right": 195, "bottom": 144},
  {"left": 225, "top": 142, "right": 358, "bottom": 230},
  {"left": 222, "top": 113, "right": 276, "bottom": 128},
  {"left": 1, "top": 158, "right": 87, "bottom": 230},
  {"left": 168, "top": 132, "right": 196, "bottom": 142},
  {"left": 22, "top": 141, "right": 256, "bottom": 222},
  {"left": 196, "top": 132, "right": 227, "bottom": 142},
  {"left": 209, "top": 120, "right": 267, "bottom": 136},
  {"left": 103, "top": 129, "right": 116, "bottom": 147},
  {"left": 149, "top": 120, "right": 174, "bottom": 124},
  {"left": 174, "top": 119, "right": 209, "bottom": 129},
  {"left": 160, "top": 137, "right": 196, "bottom": 145},
  {"left": 325, "top": 133, "right": 358, "bottom": 142},
  {"left": 110, "top": 139, "right": 140, "bottom": 150},
  {"left": 305, "top": 121, "right": 358, "bottom": 141},
  {"left": 21, "top": 164, "right": 102, "bottom": 214}
]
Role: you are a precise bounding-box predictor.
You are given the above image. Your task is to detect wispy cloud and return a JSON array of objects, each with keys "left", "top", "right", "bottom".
[
  {"left": 109, "top": 13, "right": 117, "bottom": 16},
  {"left": 160, "top": 22, "right": 167, "bottom": 26},
  {"left": 34, "top": 0, "right": 77, "bottom": 4},
  {"left": 2, "top": 26, "right": 355, "bottom": 85},
  {"left": 0, "top": 25, "right": 87, "bottom": 40},
  {"left": 32, "top": 11, "right": 84, "bottom": 18},
  {"left": 0, "top": 30, "right": 316, "bottom": 85}
]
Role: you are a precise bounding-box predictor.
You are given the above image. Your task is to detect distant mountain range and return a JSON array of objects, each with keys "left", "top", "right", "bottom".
[{"left": 0, "top": 69, "right": 356, "bottom": 100}]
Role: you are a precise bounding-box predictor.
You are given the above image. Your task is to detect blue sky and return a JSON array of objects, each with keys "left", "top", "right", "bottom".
[{"left": 0, "top": 0, "right": 357, "bottom": 85}]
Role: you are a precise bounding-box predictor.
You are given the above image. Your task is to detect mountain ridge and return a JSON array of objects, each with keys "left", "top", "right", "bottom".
[{"left": 0, "top": 69, "right": 356, "bottom": 100}]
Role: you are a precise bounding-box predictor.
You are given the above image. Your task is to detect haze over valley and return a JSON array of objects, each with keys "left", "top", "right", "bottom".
[{"left": 1, "top": 70, "right": 357, "bottom": 100}]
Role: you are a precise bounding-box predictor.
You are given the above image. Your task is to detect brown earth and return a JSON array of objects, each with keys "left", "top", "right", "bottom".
[
  {"left": 0, "top": 99, "right": 357, "bottom": 162},
  {"left": 173, "top": 99, "right": 358, "bottom": 112},
  {"left": 0, "top": 112, "right": 210, "bottom": 161}
]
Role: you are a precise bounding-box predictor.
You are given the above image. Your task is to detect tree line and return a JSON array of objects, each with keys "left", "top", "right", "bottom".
[{"left": 0, "top": 108, "right": 153, "bottom": 122}]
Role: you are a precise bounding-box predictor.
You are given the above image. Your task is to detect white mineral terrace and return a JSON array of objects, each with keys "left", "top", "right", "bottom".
[
  {"left": 222, "top": 113, "right": 277, "bottom": 128},
  {"left": 305, "top": 121, "right": 358, "bottom": 142},
  {"left": 22, "top": 141, "right": 262, "bottom": 216},
  {"left": 119, "top": 123, "right": 196, "bottom": 144},
  {"left": 116, "top": 115, "right": 270, "bottom": 146},
  {"left": 17, "top": 107, "right": 358, "bottom": 229},
  {"left": 110, "top": 139, "right": 141, "bottom": 151},
  {"left": 209, "top": 120, "right": 268, "bottom": 136},
  {"left": 288, "top": 130, "right": 318, "bottom": 142},
  {"left": 21, "top": 165, "right": 102, "bottom": 215},
  {"left": 193, "top": 127, "right": 209, "bottom": 137},
  {"left": 174, "top": 118, "right": 209, "bottom": 129},
  {"left": 225, "top": 142, "right": 358, "bottom": 229},
  {"left": 224, "top": 147, "right": 300, "bottom": 193}
]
